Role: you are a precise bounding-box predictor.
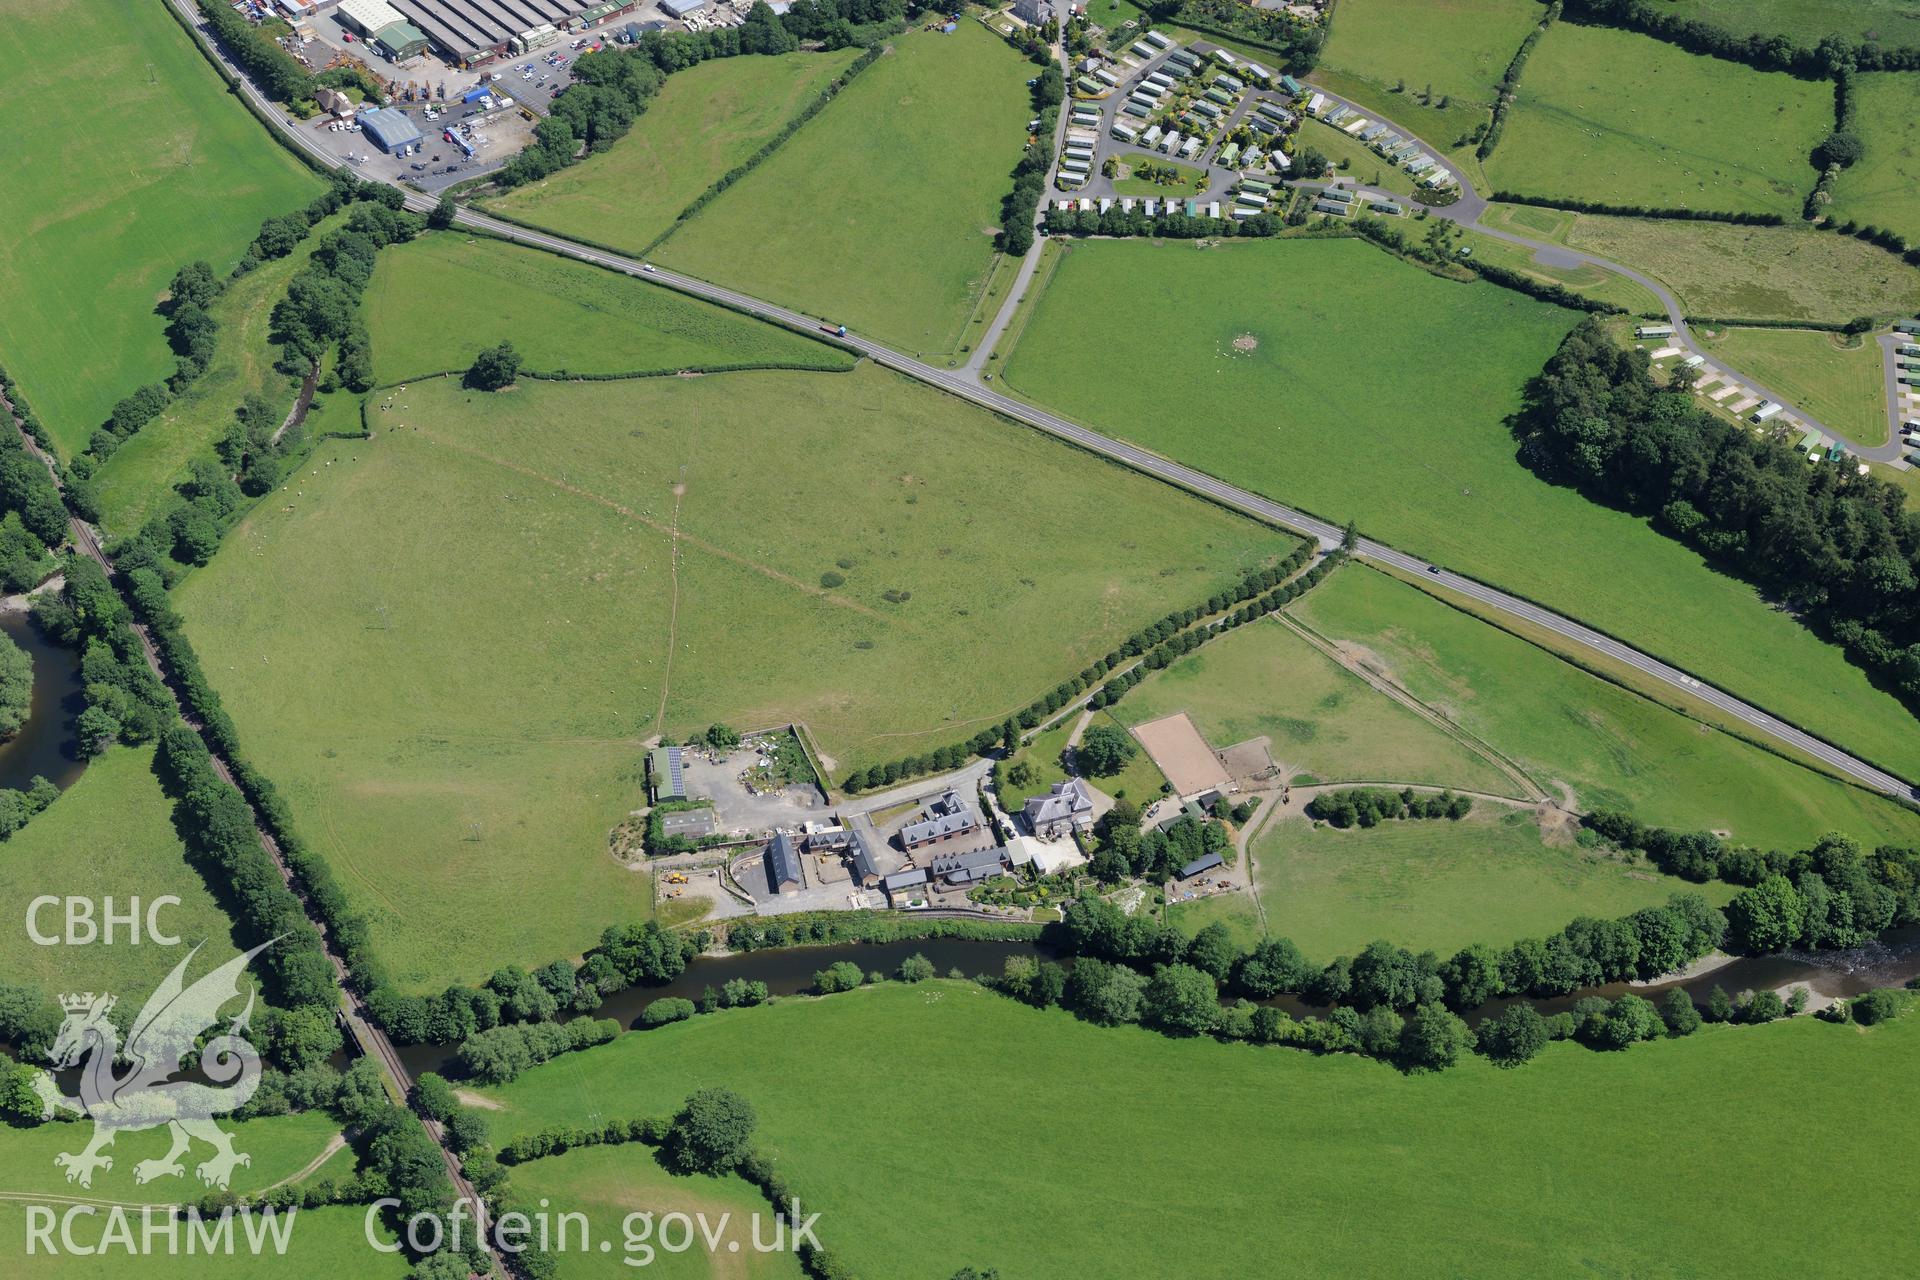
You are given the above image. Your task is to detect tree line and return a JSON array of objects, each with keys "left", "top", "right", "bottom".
[
  {"left": 1488, "top": 192, "right": 1788, "bottom": 225},
  {"left": 0, "top": 363, "right": 64, "bottom": 595},
  {"left": 996, "top": 71, "right": 1062, "bottom": 259},
  {"left": 1558, "top": 0, "right": 1920, "bottom": 77},
  {"left": 1043, "top": 205, "right": 1284, "bottom": 241},
  {"left": 1514, "top": 318, "right": 1920, "bottom": 705},
  {"left": 190, "top": 0, "right": 382, "bottom": 107},
  {"left": 1477, "top": 0, "right": 1561, "bottom": 160},
  {"left": 840, "top": 544, "right": 1319, "bottom": 793}
]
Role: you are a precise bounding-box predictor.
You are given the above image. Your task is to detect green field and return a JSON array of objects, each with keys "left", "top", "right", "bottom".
[
  {"left": 1114, "top": 616, "right": 1514, "bottom": 794},
  {"left": 1252, "top": 805, "right": 1737, "bottom": 958},
  {"left": 1481, "top": 200, "right": 1920, "bottom": 322},
  {"left": 1701, "top": 326, "right": 1889, "bottom": 446},
  {"left": 1298, "top": 117, "right": 1420, "bottom": 198},
  {"left": 1111, "top": 158, "right": 1209, "bottom": 197},
  {"left": 476, "top": 982, "right": 1920, "bottom": 1279},
  {"left": 1662, "top": 0, "right": 1920, "bottom": 47},
  {"left": 1486, "top": 23, "right": 1829, "bottom": 217},
  {"left": 87, "top": 212, "right": 348, "bottom": 537},
  {"left": 0, "top": 747, "right": 244, "bottom": 1000},
  {"left": 656, "top": 26, "right": 1032, "bottom": 358},
  {"left": 0, "top": 1110, "right": 339, "bottom": 1201},
  {"left": 1827, "top": 72, "right": 1920, "bottom": 248},
  {"left": 1164, "top": 887, "right": 1264, "bottom": 948},
  {"left": 1000, "top": 236, "right": 1920, "bottom": 777},
  {"left": 1459, "top": 228, "right": 1665, "bottom": 314},
  {"left": 0, "top": 0, "right": 319, "bottom": 456},
  {"left": 483, "top": 49, "right": 861, "bottom": 257},
  {"left": 1317, "top": 0, "right": 1545, "bottom": 123},
  {"left": 506, "top": 1146, "right": 806, "bottom": 1280},
  {"left": 365, "top": 236, "right": 850, "bottom": 383},
  {"left": 1, "top": 1203, "right": 404, "bottom": 1279},
  {"left": 174, "top": 365, "right": 1295, "bottom": 988},
  {"left": 1292, "top": 566, "right": 1920, "bottom": 850}
]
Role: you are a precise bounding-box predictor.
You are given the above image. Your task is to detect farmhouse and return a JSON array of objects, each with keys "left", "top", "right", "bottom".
[
  {"left": 763, "top": 832, "right": 805, "bottom": 894},
  {"left": 899, "top": 789, "right": 982, "bottom": 851},
  {"left": 1012, "top": 0, "right": 1056, "bottom": 25},
  {"left": 1024, "top": 778, "right": 1095, "bottom": 839}
]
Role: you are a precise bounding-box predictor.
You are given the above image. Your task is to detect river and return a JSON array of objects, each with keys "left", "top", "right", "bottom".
[
  {"left": 0, "top": 609, "right": 84, "bottom": 793},
  {"left": 394, "top": 923, "right": 1920, "bottom": 1078}
]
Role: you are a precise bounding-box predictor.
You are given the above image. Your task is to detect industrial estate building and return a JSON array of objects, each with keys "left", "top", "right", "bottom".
[{"left": 387, "top": 0, "right": 638, "bottom": 65}]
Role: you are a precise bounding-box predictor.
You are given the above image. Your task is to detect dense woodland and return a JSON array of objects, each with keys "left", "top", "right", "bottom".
[{"left": 1516, "top": 319, "right": 1920, "bottom": 705}]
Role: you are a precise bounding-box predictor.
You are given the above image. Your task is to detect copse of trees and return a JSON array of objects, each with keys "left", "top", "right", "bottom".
[
  {"left": 454, "top": 1017, "right": 620, "bottom": 1084},
  {"left": 1515, "top": 318, "right": 1920, "bottom": 702},
  {"left": 466, "top": 341, "right": 523, "bottom": 391},
  {"left": 1305, "top": 787, "right": 1471, "bottom": 828}
]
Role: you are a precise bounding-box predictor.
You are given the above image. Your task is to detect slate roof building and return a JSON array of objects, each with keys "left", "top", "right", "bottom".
[
  {"left": 1023, "top": 778, "right": 1095, "bottom": 840},
  {"left": 899, "top": 790, "right": 981, "bottom": 851},
  {"left": 765, "top": 832, "right": 804, "bottom": 894},
  {"left": 929, "top": 847, "right": 1012, "bottom": 886}
]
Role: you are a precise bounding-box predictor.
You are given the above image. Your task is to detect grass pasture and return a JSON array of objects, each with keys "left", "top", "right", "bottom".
[
  {"left": 1292, "top": 566, "right": 1920, "bottom": 850},
  {"left": 0, "top": 747, "right": 244, "bottom": 1001},
  {"left": 1485, "top": 23, "right": 1829, "bottom": 217},
  {"left": 1317, "top": 0, "right": 1545, "bottom": 123},
  {"left": 1827, "top": 72, "right": 1920, "bottom": 249},
  {"left": 1479, "top": 201, "right": 1920, "bottom": 322},
  {"left": 505, "top": 1146, "right": 806, "bottom": 1280},
  {"left": 999, "top": 236, "right": 1920, "bottom": 777},
  {"left": 1251, "top": 805, "right": 1736, "bottom": 959},
  {"left": 1461, "top": 229, "right": 1664, "bottom": 314},
  {"left": 0, "top": 0, "right": 319, "bottom": 456},
  {"left": 475, "top": 981, "right": 1920, "bottom": 1280},
  {"left": 0, "top": 1203, "right": 404, "bottom": 1279},
  {"left": 0, "top": 1110, "right": 340, "bottom": 1203},
  {"left": 1111, "top": 158, "right": 1209, "bottom": 197},
  {"left": 1113, "top": 616, "right": 1513, "bottom": 794},
  {"left": 174, "top": 365, "right": 1295, "bottom": 989},
  {"left": 365, "top": 236, "right": 850, "bottom": 383},
  {"left": 656, "top": 26, "right": 1033, "bottom": 358},
  {"left": 483, "top": 49, "right": 861, "bottom": 257},
  {"left": 1661, "top": 0, "right": 1920, "bottom": 48},
  {"left": 1699, "top": 325, "right": 1888, "bottom": 446},
  {"left": 88, "top": 213, "right": 347, "bottom": 538}
]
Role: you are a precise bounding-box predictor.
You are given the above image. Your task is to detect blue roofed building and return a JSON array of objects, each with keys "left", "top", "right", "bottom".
[{"left": 359, "top": 106, "right": 424, "bottom": 155}]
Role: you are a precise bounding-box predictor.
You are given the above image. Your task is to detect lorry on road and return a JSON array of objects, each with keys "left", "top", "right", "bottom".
[{"left": 820, "top": 323, "right": 849, "bottom": 337}]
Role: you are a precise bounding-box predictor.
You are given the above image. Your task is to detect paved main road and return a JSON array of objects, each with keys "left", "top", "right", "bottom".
[{"left": 172, "top": 0, "right": 1918, "bottom": 801}]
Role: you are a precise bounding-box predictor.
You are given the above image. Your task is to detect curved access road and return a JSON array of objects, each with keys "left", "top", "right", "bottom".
[
  {"left": 169, "top": 0, "right": 1919, "bottom": 806},
  {"left": 1294, "top": 79, "right": 1910, "bottom": 462}
]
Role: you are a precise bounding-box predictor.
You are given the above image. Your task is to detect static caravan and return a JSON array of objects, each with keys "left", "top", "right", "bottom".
[
  {"left": 1405, "top": 155, "right": 1436, "bottom": 174},
  {"left": 1635, "top": 324, "right": 1675, "bottom": 340},
  {"left": 1326, "top": 106, "right": 1354, "bottom": 125},
  {"left": 1306, "top": 92, "right": 1328, "bottom": 116},
  {"left": 1160, "top": 131, "right": 1182, "bottom": 153},
  {"left": 1112, "top": 121, "right": 1139, "bottom": 143},
  {"left": 1211, "top": 48, "right": 1235, "bottom": 66},
  {"left": 1146, "top": 71, "right": 1173, "bottom": 89},
  {"left": 1144, "top": 198, "right": 1159, "bottom": 216},
  {"left": 1122, "top": 101, "right": 1150, "bottom": 118},
  {"left": 1319, "top": 187, "right": 1354, "bottom": 204},
  {"left": 1099, "top": 197, "right": 1113, "bottom": 213},
  {"left": 1193, "top": 100, "right": 1222, "bottom": 119},
  {"left": 1359, "top": 123, "right": 1389, "bottom": 142},
  {"left": 1076, "top": 75, "right": 1102, "bottom": 94},
  {"left": 1144, "top": 30, "right": 1171, "bottom": 49},
  {"left": 1094, "top": 68, "right": 1119, "bottom": 86},
  {"left": 1236, "top": 191, "right": 1268, "bottom": 208},
  {"left": 1061, "top": 158, "right": 1091, "bottom": 175},
  {"left": 1180, "top": 136, "right": 1201, "bottom": 158},
  {"left": 1231, "top": 204, "right": 1258, "bottom": 220},
  {"left": 1218, "top": 142, "right": 1240, "bottom": 167},
  {"left": 1215, "top": 75, "right": 1244, "bottom": 93},
  {"left": 1342, "top": 117, "right": 1369, "bottom": 135},
  {"left": 1280, "top": 74, "right": 1303, "bottom": 95},
  {"left": 1243, "top": 62, "right": 1272, "bottom": 82},
  {"left": 1240, "top": 178, "right": 1274, "bottom": 194},
  {"left": 1204, "top": 87, "right": 1234, "bottom": 106},
  {"left": 1248, "top": 116, "right": 1278, "bottom": 136},
  {"left": 1424, "top": 171, "right": 1456, "bottom": 188},
  {"left": 1370, "top": 200, "right": 1402, "bottom": 215},
  {"left": 1142, "top": 124, "right": 1164, "bottom": 146},
  {"left": 1206, "top": 201, "right": 1220, "bottom": 217},
  {"left": 1131, "top": 41, "right": 1154, "bottom": 58},
  {"left": 1680, "top": 354, "right": 1706, "bottom": 369}
]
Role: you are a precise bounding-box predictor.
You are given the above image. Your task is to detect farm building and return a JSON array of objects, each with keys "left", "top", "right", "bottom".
[
  {"left": 359, "top": 106, "right": 424, "bottom": 155},
  {"left": 899, "top": 790, "right": 981, "bottom": 851},
  {"left": 659, "top": 807, "right": 715, "bottom": 841},
  {"left": 929, "top": 847, "right": 1013, "bottom": 887},
  {"left": 1178, "top": 852, "right": 1224, "bottom": 880},
  {"left": 1024, "top": 778, "right": 1095, "bottom": 839},
  {"left": 647, "top": 746, "right": 687, "bottom": 803},
  {"left": 764, "top": 832, "right": 804, "bottom": 894}
]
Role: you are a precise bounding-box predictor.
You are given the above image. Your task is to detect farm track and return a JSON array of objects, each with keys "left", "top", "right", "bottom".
[{"left": 164, "top": 0, "right": 1917, "bottom": 808}]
